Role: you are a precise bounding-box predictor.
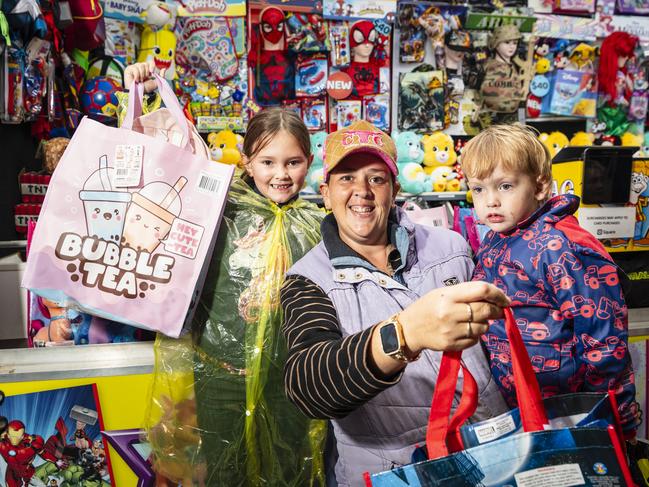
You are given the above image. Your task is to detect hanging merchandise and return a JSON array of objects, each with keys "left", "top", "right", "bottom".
[
  {"left": 62, "top": 0, "right": 106, "bottom": 52},
  {"left": 286, "top": 12, "right": 328, "bottom": 52},
  {"left": 336, "top": 98, "right": 362, "bottom": 127},
  {"left": 295, "top": 54, "right": 328, "bottom": 97},
  {"left": 176, "top": 0, "right": 245, "bottom": 17},
  {"left": 137, "top": 25, "right": 177, "bottom": 80},
  {"left": 322, "top": 0, "right": 396, "bottom": 21},
  {"left": 1, "top": 47, "right": 26, "bottom": 123},
  {"left": 248, "top": 6, "right": 295, "bottom": 106},
  {"left": 79, "top": 76, "right": 121, "bottom": 124},
  {"left": 329, "top": 21, "right": 350, "bottom": 67},
  {"left": 102, "top": 0, "right": 148, "bottom": 23},
  {"left": 86, "top": 54, "right": 126, "bottom": 87},
  {"left": 22, "top": 75, "right": 235, "bottom": 337},
  {"left": 175, "top": 17, "right": 238, "bottom": 82},
  {"left": 103, "top": 19, "right": 139, "bottom": 66},
  {"left": 363, "top": 93, "right": 389, "bottom": 130},
  {"left": 617, "top": 0, "right": 649, "bottom": 14},
  {"left": 552, "top": 0, "right": 596, "bottom": 14},
  {"left": 139, "top": 0, "right": 177, "bottom": 29},
  {"left": 397, "top": 3, "right": 427, "bottom": 63},
  {"left": 342, "top": 20, "right": 381, "bottom": 97},
  {"left": 398, "top": 66, "right": 444, "bottom": 132},
  {"left": 1, "top": 0, "right": 48, "bottom": 47},
  {"left": 302, "top": 97, "right": 327, "bottom": 130},
  {"left": 477, "top": 24, "right": 536, "bottom": 120}
]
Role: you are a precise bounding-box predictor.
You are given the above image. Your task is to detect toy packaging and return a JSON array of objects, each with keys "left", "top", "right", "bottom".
[
  {"left": 22, "top": 75, "right": 235, "bottom": 337},
  {"left": 323, "top": 0, "right": 397, "bottom": 20},
  {"left": 336, "top": 99, "right": 362, "bottom": 127},
  {"left": 0, "top": 384, "right": 114, "bottom": 486},
  {"left": 302, "top": 97, "right": 327, "bottom": 131},
  {"left": 363, "top": 94, "right": 390, "bottom": 131},
  {"left": 398, "top": 69, "right": 445, "bottom": 132},
  {"left": 548, "top": 70, "right": 598, "bottom": 118},
  {"left": 295, "top": 55, "right": 328, "bottom": 97}
]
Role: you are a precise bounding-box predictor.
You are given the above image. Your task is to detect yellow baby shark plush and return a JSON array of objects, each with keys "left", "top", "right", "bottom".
[
  {"left": 137, "top": 25, "right": 177, "bottom": 80},
  {"left": 539, "top": 131, "right": 569, "bottom": 159},
  {"left": 208, "top": 130, "right": 243, "bottom": 166},
  {"left": 422, "top": 132, "right": 457, "bottom": 176}
]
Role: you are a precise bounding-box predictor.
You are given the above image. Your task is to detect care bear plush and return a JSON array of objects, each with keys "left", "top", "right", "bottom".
[
  {"left": 422, "top": 132, "right": 457, "bottom": 174},
  {"left": 306, "top": 131, "right": 326, "bottom": 193},
  {"left": 394, "top": 131, "right": 428, "bottom": 194},
  {"left": 422, "top": 131, "right": 461, "bottom": 192},
  {"left": 207, "top": 130, "right": 243, "bottom": 166}
]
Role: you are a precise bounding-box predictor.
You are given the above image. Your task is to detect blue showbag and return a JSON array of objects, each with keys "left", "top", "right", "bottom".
[{"left": 367, "top": 309, "right": 634, "bottom": 487}]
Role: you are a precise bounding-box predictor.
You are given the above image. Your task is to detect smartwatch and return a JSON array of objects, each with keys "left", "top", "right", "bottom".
[{"left": 379, "top": 315, "right": 419, "bottom": 363}]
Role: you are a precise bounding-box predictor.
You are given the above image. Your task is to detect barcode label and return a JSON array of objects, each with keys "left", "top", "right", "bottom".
[
  {"left": 114, "top": 145, "right": 144, "bottom": 187},
  {"left": 197, "top": 171, "right": 223, "bottom": 195},
  {"left": 431, "top": 218, "right": 444, "bottom": 227}
]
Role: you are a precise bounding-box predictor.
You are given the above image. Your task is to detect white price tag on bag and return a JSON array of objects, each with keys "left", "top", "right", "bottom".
[{"left": 114, "top": 145, "right": 144, "bottom": 188}]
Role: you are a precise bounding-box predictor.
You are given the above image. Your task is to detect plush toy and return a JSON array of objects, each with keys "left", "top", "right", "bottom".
[
  {"left": 306, "top": 131, "right": 326, "bottom": 192},
  {"left": 535, "top": 58, "right": 551, "bottom": 75},
  {"left": 621, "top": 131, "right": 643, "bottom": 147},
  {"left": 422, "top": 132, "right": 457, "bottom": 175},
  {"left": 569, "top": 131, "right": 595, "bottom": 146},
  {"left": 568, "top": 43, "right": 598, "bottom": 71},
  {"left": 137, "top": 25, "right": 177, "bottom": 80},
  {"left": 399, "top": 163, "right": 430, "bottom": 194},
  {"left": 42, "top": 137, "right": 70, "bottom": 173},
  {"left": 429, "top": 166, "right": 461, "bottom": 192},
  {"left": 207, "top": 130, "right": 243, "bottom": 165},
  {"left": 140, "top": 1, "right": 177, "bottom": 29},
  {"left": 394, "top": 131, "right": 424, "bottom": 165},
  {"left": 393, "top": 131, "right": 428, "bottom": 194},
  {"left": 539, "top": 131, "right": 569, "bottom": 159}
]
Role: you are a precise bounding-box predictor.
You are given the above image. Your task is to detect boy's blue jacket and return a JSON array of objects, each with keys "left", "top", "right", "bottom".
[{"left": 474, "top": 194, "right": 638, "bottom": 435}]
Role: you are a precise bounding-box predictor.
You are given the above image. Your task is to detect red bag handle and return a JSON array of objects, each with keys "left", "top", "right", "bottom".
[{"left": 425, "top": 307, "right": 548, "bottom": 460}]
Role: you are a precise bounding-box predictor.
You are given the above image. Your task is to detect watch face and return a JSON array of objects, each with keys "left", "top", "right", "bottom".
[{"left": 380, "top": 323, "right": 400, "bottom": 355}]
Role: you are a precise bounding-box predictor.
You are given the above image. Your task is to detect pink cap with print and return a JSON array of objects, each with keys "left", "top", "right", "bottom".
[{"left": 323, "top": 120, "right": 398, "bottom": 180}]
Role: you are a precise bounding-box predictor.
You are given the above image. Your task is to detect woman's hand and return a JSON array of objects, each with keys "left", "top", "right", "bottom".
[
  {"left": 400, "top": 281, "right": 509, "bottom": 354},
  {"left": 124, "top": 60, "right": 167, "bottom": 93}
]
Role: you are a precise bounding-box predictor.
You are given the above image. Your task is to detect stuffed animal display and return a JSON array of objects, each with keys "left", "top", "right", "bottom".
[
  {"left": 306, "top": 131, "right": 326, "bottom": 193},
  {"left": 207, "top": 130, "right": 243, "bottom": 165}
]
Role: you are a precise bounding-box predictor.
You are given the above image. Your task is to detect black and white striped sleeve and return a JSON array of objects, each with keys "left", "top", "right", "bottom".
[{"left": 280, "top": 274, "right": 402, "bottom": 420}]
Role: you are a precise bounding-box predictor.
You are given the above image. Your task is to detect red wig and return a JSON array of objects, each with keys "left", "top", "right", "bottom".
[{"left": 598, "top": 31, "right": 638, "bottom": 106}]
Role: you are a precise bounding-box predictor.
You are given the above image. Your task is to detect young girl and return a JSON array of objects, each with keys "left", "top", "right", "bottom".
[{"left": 124, "top": 62, "right": 326, "bottom": 486}]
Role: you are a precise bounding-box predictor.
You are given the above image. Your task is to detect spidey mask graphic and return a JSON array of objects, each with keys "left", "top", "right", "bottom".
[
  {"left": 350, "top": 20, "right": 377, "bottom": 48},
  {"left": 260, "top": 7, "right": 286, "bottom": 45}
]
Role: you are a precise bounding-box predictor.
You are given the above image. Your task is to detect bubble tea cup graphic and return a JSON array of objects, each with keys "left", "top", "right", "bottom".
[
  {"left": 79, "top": 155, "right": 132, "bottom": 243},
  {"left": 122, "top": 176, "right": 187, "bottom": 253}
]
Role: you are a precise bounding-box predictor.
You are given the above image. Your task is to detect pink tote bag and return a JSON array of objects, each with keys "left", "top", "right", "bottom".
[{"left": 22, "top": 74, "right": 234, "bottom": 337}]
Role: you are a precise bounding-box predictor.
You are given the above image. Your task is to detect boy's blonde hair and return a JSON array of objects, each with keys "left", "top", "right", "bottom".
[{"left": 460, "top": 124, "right": 552, "bottom": 186}]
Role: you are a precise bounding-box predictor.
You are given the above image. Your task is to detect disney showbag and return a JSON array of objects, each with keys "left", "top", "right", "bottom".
[
  {"left": 22, "top": 75, "right": 235, "bottom": 337},
  {"left": 367, "top": 309, "right": 634, "bottom": 487}
]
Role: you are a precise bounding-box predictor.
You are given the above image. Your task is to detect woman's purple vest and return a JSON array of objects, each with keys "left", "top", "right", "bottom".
[{"left": 287, "top": 215, "right": 508, "bottom": 487}]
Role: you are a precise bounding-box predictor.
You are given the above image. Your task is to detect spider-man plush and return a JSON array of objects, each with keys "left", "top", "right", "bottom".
[
  {"left": 249, "top": 6, "right": 295, "bottom": 105},
  {"left": 343, "top": 20, "right": 380, "bottom": 98}
]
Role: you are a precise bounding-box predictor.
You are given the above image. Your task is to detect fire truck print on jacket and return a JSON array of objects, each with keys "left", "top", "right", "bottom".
[{"left": 474, "top": 194, "right": 638, "bottom": 434}]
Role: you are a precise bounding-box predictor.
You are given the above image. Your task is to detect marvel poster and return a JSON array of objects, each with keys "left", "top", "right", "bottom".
[{"left": 0, "top": 385, "right": 113, "bottom": 487}]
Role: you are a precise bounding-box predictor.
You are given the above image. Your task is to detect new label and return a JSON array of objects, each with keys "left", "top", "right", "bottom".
[{"left": 326, "top": 71, "right": 353, "bottom": 100}]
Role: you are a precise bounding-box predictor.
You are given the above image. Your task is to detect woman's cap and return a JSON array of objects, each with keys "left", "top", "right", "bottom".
[{"left": 323, "top": 120, "right": 398, "bottom": 180}]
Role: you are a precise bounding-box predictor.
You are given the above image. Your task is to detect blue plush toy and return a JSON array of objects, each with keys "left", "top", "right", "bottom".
[
  {"left": 393, "top": 131, "right": 429, "bottom": 194},
  {"left": 306, "top": 131, "right": 326, "bottom": 193}
]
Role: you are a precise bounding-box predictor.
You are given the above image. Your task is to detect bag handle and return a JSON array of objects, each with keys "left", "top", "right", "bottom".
[
  {"left": 425, "top": 307, "right": 548, "bottom": 460},
  {"left": 122, "top": 73, "right": 190, "bottom": 149}
]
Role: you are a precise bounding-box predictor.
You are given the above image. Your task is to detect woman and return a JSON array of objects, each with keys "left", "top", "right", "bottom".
[{"left": 280, "top": 120, "right": 510, "bottom": 486}]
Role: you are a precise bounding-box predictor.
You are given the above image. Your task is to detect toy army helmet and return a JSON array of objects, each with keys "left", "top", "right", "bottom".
[
  {"left": 445, "top": 29, "right": 472, "bottom": 52},
  {"left": 488, "top": 24, "right": 522, "bottom": 51}
]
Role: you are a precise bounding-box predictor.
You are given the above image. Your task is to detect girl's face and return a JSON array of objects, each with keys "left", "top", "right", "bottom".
[{"left": 245, "top": 130, "right": 310, "bottom": 204}]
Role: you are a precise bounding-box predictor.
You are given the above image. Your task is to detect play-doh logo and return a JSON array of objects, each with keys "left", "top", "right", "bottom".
[{"left": 54, "top": 154, "right": 205, "bottom": 299}]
